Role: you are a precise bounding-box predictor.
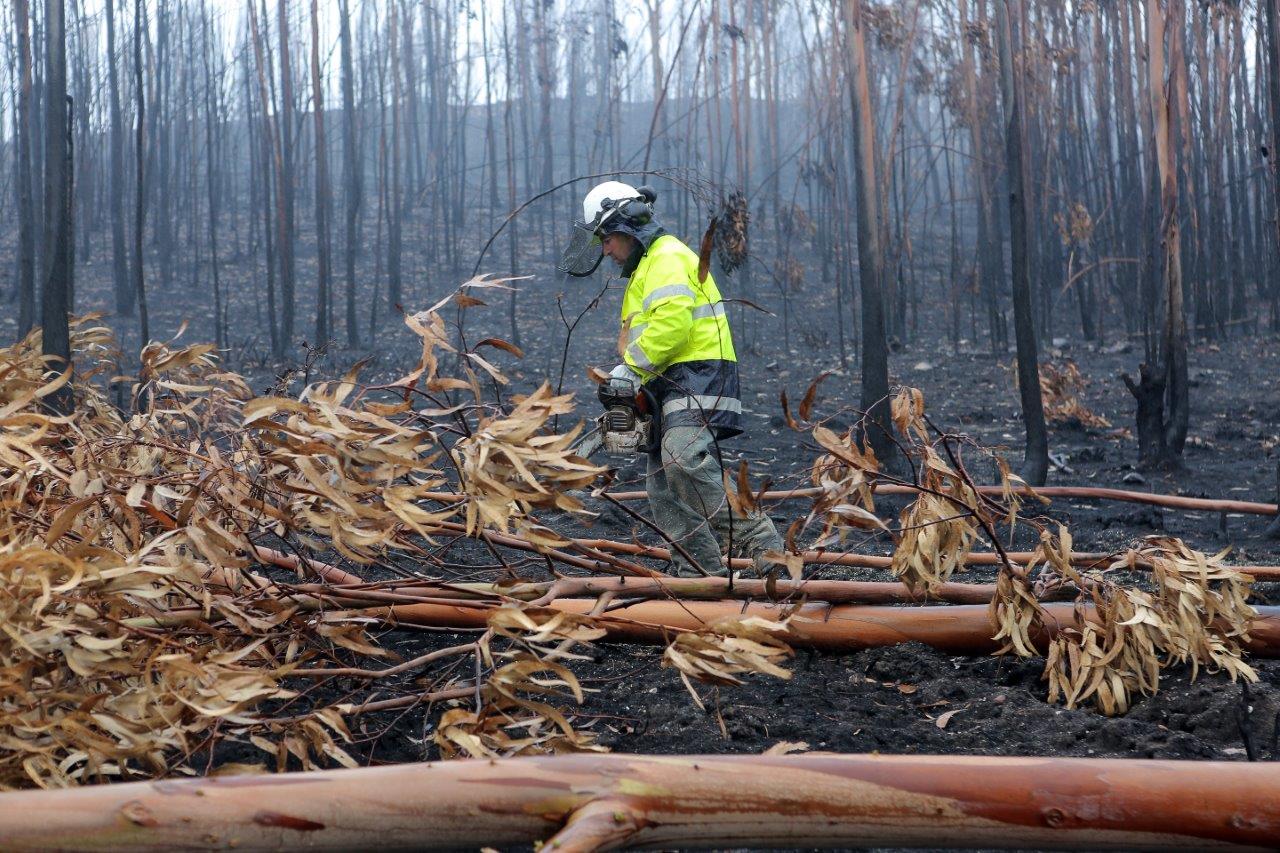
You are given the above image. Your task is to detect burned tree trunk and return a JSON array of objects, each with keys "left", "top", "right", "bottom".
[
  {"left": 104, "top": 0, "right": 132, "bottom": 317},
  {"left": 276, "top": 0, "right": 297, "bottom": 350},
  {"left": 40, "top": 0, "right": 73, "bottom": 415},
  {"left": 133, "top": 0, "right": 150, "bottom": 346},
  {"left": 12, "top": 0, "right": 37, "bottom": 337},
  {"left": 247, "top": 0, "right": 280, "bottom": 356},
  {"left": 996, "top": 0, "right": 1048, "bottom": 485},
  {"left": 387, "top": 4, "right": 403, "bottom": 314},
  {"left": 310, "top": 0, "right": 332, "bottom": 346},
  {"left": 12, "top": 0, "right": 36, "bottom": 338},
  {"left": 200, "top": 1, "right": 224, "bottom": 350},
  {"left": 1121, "top": 363, "right": 1169, "bottom": 469},
  {"left": 843, "top": 0, "right": 894, "bottom": 468},
  {"left": 1128, "top": 0, "right": 1190, "bottom": 472},
  {"left": 1264, "top": 0, "right": 1280, "bottom": 536},
  {"left": 338, "top": 0, "right": 360, "bottom": 348}
]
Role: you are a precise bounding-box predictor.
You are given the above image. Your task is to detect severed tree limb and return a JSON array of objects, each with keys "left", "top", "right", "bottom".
[
  {"left": 344, "top": 599, "right": 1280, "bottom": 658},
  {"left": 542, "top": 797, "right": 643, "bottom": 852},
  {"left": 2, "top": 753, "right": 1279, "bottom": 850}
]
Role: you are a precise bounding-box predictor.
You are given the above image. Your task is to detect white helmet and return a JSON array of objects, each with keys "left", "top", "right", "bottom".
[
  {"left": 559, "top": 180, "right": 657, "bottom": 277},
  {"left": 581, "top": 180, "right": 642, "bottom": 227}
]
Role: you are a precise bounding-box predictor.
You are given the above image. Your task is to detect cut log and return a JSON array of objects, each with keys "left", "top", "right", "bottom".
[
  {"left": 347, "top": 599, "right": 1280, "bottom": 658},
  {"left": 1, "top": 753, "right": 1277, "bottom": 850}
]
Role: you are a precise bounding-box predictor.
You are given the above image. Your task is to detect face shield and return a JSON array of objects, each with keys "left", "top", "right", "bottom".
[{"left": 557, "top": 218, "right": 606, "bottom": 277}]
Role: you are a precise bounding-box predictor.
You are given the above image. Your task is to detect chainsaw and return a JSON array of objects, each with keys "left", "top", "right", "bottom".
[{"left": 574, "top": 374, "right": 656, "bottom": 458}]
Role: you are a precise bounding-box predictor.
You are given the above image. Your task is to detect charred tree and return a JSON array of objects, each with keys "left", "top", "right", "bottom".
[
  {"left": 338, "top": 0, "right": 360, "bottom": 348},
  {"left": 276, "top": 0, "right": 297, "bottom": 350},
  {"left": 200, "top": 1, "right": 224, "bottom": 350},
  {"left": 12, "top": 0, "right": 37, "bottom": 336},
  {"left": 386, "top": 3, "right": 403, "bottom": 314},
  {"left": 40, "top": 0, "right": 73, "bottom": 414},
  {"left": 996, "top": 0, "right": 1048, "bottom": 485},
  {"left": 103, "top": 0, "right": 131, "bottom": 316},
  {"left": 310, "top": 0, "right": 332, "bottom": 345},
  {"left": 132, "top": 0, "right": 150, "bottom": 346},
  {"left": 1126, "top": 0, "right": 1190, "bottom": 472},
  {"left": 843, "top": 0, "right": 893, "bottom": 468},
  {"left": 1264, "top": 0, "right": 1280, "bottom": 537}
]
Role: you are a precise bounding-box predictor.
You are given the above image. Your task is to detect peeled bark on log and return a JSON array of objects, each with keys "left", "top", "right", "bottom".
[
  {"left": 1, "top": 753, "right": 1278, "bottom": 851},
  {"left": 349, "top": 598, "right": 1280, "bottom": 658}
]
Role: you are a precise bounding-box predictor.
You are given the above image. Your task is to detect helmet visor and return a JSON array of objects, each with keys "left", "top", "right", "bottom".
[{"left": 558, "top": 221, "right": 605, "bottom": 277}]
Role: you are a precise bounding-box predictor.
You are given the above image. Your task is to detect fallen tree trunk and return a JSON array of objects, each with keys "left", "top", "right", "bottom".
[
  {"left": 254, "top": 538, "right": 1280, "bottom": 586},
  {"left": 291, "top": 576, "right": 1004, "bottom": 606},
  {"left": 1, "top": 753, "right": 1277, "bottom": 850},
  {"left": 522, "top": 575, "right": 1001, "bottom": 605},
  {"left": 573, "top": 536, "right": 1114, "bottom": 572},
  {"left": 600, "top": 484, "right": 1280, "bottom": 516},
  {"left": 348, "top": 599, "right": 1280, "bottom": 658}
]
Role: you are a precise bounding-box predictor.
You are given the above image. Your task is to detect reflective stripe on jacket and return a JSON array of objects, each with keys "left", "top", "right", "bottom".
[{"left": 620, "top": 234, "right": 742, "bottom": 438}]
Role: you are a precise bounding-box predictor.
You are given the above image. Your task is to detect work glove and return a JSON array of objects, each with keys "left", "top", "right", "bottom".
[{"left": 609, "top": 363, "right": 643, "bottom": 386}]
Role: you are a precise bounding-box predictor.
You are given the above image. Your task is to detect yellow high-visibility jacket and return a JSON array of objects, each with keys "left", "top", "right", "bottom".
[{"left": 620, "top": 234, "right": 742, "bottom": 438}]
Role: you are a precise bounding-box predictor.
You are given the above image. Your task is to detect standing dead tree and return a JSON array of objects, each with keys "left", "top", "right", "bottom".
[
  {"left": 1123, "top": 0, "right": 1190, "bottom": 472},
  {"left": 843, "top": 0, "right": 893, "bottom": 469},
  {"left": 338, "top": 0, "right": 360, "bottom": 348},
  {"left": 104, "top": 0, "right": 132, "bottom": 317},
  {"left": 995, "top": 0, "right": 1048, "bottom": 485},
  {"left": 132, "top": 0, "right": 150, "bottom": 347},
  {"left": 40, "top": 0, "right": 73, "bottom": 415},
  {"left": 309, "top": 0, "right": 332, "bottom": 346},
  {"left": 11, "top": 0, "right": 37, "bottom": 337}
]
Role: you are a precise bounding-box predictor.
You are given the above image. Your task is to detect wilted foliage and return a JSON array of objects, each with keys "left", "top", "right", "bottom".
[
  {"left": 801, "top": 386, "right": 1019, "bottom": 593},
  {"left": 433, "top": 606, "right": 608, "bottom": 758},
  {"left": 0, "top": 300, "right": 609, "bottom": 787},
  {"left": 1037, "top": 360, "right": 1111, "bottom": 429},
  {"left": 664, "top": 616, "right": 794, "bottom": 709},
  {"left": 0, "top": 321, "right": 347, "bottom": 788},
  {"left": 1040, "top": 537, "right": 1257, "bottom": 715},
  {"left": 455, "top": 385, "right": 600, "bottom": 542},
  {"left": 790, "top": 380, "right": 1258, "bottom": 716}
]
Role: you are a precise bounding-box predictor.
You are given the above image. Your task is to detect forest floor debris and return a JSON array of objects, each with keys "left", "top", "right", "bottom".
[{"left": 3, "top": 303, "right": 1280, "bottom": 795}]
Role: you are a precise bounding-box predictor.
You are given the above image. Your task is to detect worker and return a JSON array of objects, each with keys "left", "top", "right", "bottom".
[{"left": 559, "top": 180, "right": 784, "bottom": 577}]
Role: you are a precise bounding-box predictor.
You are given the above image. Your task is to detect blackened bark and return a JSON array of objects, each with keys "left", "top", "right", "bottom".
[
  {"left": 13, "top": 0, "right": 37, "bottom": 337},
  {"left": 339, "top": 0, "right": 360, "bottom": 348},
  {"left": 1122, "top": 364, "right": 1170, "bottom": 470},
  {"left": 201, "top": 0, "right": 224, "bottom": 350},
  {"left": 133, "top": 0, "right": 150, "bottom": 346},
  {"left": 104, "top": 0, "right": 132, "bottom": 316},
  {"left": 844, "top": 0, "right": 894, "bottom": 468},
  {"left": 277, "top": 0, "right": 297, "bottom": 349},
  {"left": 310, "top": 0, "right": 332, "bottom": 346},
  {"left": 996, "top": 0, "right": 1048, "bottom": 485},
  {"left": 1267, "top": 0, "right": 1280, "bottom": 326},
  {"left": 41, "top": 0, "right": 73, "bottom": 415}
]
